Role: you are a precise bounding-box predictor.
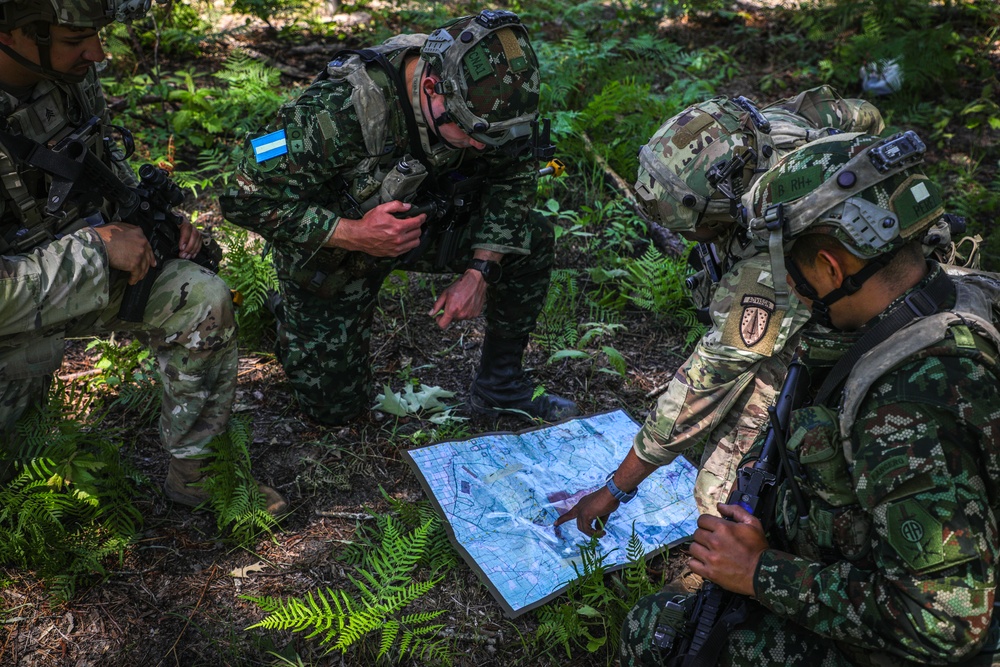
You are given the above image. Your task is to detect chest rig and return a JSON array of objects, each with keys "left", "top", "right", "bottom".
[
  {"left": 319, "top": 35, "right": 469, "bottom": 219},
  {"left": 774, "top": 269, "right": 1000, "bottom": 564},
  {"left": 0, "top": 72, "right": 112, "bottom": 254}
]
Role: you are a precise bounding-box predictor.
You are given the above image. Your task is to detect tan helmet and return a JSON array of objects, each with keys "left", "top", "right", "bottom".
[{"left": 634, "top": 96, "right": 776, "bottom": 235}]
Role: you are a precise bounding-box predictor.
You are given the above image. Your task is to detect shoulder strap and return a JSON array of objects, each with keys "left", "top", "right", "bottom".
[
  {"left": 336, "top": 48, "right": 427, "bottom": 164},
  {"left": 814, "top": 268, "right": 955, "bottom": 406},
  {"left": 837, "top": 277, "right": 1000, "bottom": 460}
]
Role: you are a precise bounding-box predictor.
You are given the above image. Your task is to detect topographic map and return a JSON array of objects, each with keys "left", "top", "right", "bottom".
[{"left": 403, "top": 410, "right": 699, "bottom": 617}]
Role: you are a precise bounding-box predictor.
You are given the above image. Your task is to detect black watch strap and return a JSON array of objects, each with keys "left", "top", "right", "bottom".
[{"left": 467, "top": 258, "right": 502, "bottom": 284}]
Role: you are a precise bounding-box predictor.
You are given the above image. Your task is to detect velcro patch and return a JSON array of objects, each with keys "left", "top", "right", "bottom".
[
  {"left": 251, "top": 129, "right": 288, "bottom": 162},
  {"left": 770, "top": 164, "right": 824, "bottom": 204},
  {"left": 720, "top": 267, "right": 784, "bottom": 355},
  {"left": 464, "top": 44, "right": 494, "bottom": 82},
  {"left": 671, "top": 110, "right": 716, "bottom": 149},
  {"left": 496, "top": 27, "right": 526, "bottom": 72},
  {"left": 890, "top": 175, "right": 944, "bottom": 236},
  {"left": 885, "top": 499, "right": 944, "bottom": 572}
]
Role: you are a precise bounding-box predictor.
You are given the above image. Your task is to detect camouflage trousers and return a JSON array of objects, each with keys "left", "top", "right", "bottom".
[
  {"left": 620, "top": 592, "right": 1000, "bottom": 667},
  {"left": 0, "top": 259, "right": 237, "bottom": 458},
  {"left": 273, "top": 212, "right": 554, "bottom": 425}
]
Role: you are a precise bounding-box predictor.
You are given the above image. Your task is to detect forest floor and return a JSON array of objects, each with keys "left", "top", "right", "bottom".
[{"left": 1, "top": 2, "right": 997, "bottom": 666}]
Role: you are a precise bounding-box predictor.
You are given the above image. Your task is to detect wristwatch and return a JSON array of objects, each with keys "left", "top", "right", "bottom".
[
  {"left": 467, "top": 258, "right": 503, "bottom": 285},
  {"left": 605, "top": 472, "right": 638, "bottom": 504}
]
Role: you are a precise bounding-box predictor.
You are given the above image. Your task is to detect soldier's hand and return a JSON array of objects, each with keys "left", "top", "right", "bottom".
[
  {"left": 687, "top": 503, "right": 768, "bottom": 597},
  {"left": 553, "top": 488, "right": 620, "bottom": 538},
  {"left": 428, "top": 270, "right": 488, "bottom": 329},
  {"left": 328, "top": 200, "right": 425, "bottom": 256},
  {"left": 95, "top": 222, "right": 156, "bottom": 285},
  {"left": 177, "top": 220, "right": 203, "bottom": 260}
]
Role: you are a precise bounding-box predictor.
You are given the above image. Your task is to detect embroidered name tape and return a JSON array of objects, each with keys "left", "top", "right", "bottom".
[{"left": 251, "top": 129, "right": 288, "bottom": 162}]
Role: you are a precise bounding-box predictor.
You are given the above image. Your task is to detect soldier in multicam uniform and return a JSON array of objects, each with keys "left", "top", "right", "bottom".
[
  {"left": 0, "top": 0, "right": 286, "bottom": 513},
  {"left": 220, "top": 10, "right": 577, "bottom": 425},
  {"left": 555, "top": 88, "right": 885, "bottom": 527},
  {"left": 620, "top": 131, "right": 1000, "bottom": 666}
]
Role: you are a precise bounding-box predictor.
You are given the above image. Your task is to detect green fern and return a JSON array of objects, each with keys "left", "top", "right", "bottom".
[
  {"left": 0, "top": 385, "right": 141, "bottom": 601},
  {"left": 201, "top": 415, "right": 279, "bottom": 546},
  {"left": 619, "top": 246, "right": 696, "bottom": 324},
  {"left": 535, "top": 269, "right": 582, "bottom": 353},
  {"left": 535, "top": 527, "right": 664, "bottom": 663},
  {"left": 85, "top": 336, "right": 160, "bottom": 424},
  {"left": 245, "top": 514, "right": 451, "bottom": 664},
  {"left": 218, "top": 223, "right": 279, "bottom": 348}
]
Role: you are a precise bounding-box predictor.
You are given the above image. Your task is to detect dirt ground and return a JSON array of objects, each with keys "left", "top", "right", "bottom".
[{"left": 2, "top": 2, "right": 997, "bottom": 666}]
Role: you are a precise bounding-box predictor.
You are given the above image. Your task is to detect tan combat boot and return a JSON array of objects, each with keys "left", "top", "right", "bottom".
[{"left": 164, "top": 457, "right": 289, "bottom": 516}]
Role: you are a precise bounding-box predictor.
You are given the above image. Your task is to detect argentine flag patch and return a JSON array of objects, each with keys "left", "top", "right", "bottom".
[{"left": 251, "top": 129, "right": 288, "bottom": 163}]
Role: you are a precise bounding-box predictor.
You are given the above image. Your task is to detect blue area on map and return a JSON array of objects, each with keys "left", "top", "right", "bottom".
[{"left": 406, "top": 410, "right": 699, "bottom": 615}]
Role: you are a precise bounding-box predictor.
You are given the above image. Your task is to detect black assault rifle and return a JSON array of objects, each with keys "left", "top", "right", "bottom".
[
  {"left": 388, "top": 120, "right": 564, "bottom": 269},
  {"left": 654, "top": 357, "right": 810, "bottom": 667},
  {"left": 0, "top": 115, "right": 220, "bottom": 322}
]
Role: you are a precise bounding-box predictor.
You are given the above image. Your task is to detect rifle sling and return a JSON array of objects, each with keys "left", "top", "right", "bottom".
[
  {"left": 681, "top": 595, "right": 752, "bottom": 667},
  {"left": 813, "top": 268, "right": 955, "bottom": 406},
  {"left": 0, "top": 125, "right": 86, "bottom": 183}
]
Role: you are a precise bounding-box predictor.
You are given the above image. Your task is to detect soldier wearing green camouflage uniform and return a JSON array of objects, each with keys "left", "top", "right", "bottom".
[
  {"left": 221, "top": 11, "right": 576, "bottom": 426},
  {"left": 620, "top": 132, "right": 1000, "bottom": 666},
  {"left": 0, "top": 0, "right": 285, "bottom": 513},
  {"left": 555, "top": 88, "right": 884, "bottom": 529}
]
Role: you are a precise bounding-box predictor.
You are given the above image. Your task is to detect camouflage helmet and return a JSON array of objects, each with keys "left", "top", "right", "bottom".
[
  {"left": 0, "top": 0, "right": 152, "bottom": 31},
  {"left": 634, "top": 96, "right": 776, "bottom": 234},
  {"left": 746, "top": 130, "right": 943, "bottom": 308},
  {"left": 419, "top": 9, "right": 540, "bottom": 149}
]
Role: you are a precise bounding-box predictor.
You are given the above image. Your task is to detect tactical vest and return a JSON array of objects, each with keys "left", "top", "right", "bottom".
[
  {"left": 839, "top": 268, "right": 1000, "bottom": 459},
  {"left": 320, "top": 34, "right": 464, "bottom": 216},
  {"left": 775, "top": 269, "right": 1000, "bottom": 564},
  {"left": 0, "top": 70, "right": 114, "bottom": 254}
]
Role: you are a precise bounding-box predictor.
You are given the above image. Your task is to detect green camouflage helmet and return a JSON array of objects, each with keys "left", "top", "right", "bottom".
[
  {"left": 0, "top": 0, "right": 151, "bottom": 30},
  {"left": 419, "top": 9, "right": 540, "bottom": 148},
  {"left": 634, "top": 96, "right": 776, "bottom": 233},
  {"left": 746, "top": 131, "right": 943, "bottom": 307}
]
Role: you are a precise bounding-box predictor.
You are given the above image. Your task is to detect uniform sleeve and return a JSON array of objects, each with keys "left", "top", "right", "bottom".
[
  {"left": 219, "top": 81, "right": 370, "bottom": 261},
  {"left": 633, "top": 254, "right": 810, "bottom": 465},
  {"left": 753, "top": 355, "right": 1000, "bottom": 663},
  {"left": 473, "top": 149, "right": 539, "bottom": 256},
  {"left": 0, "top": 227, "right": 111, "bottom": 336}
]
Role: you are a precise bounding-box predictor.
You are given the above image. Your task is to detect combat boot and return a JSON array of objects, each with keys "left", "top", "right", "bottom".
[
  {"left": 469, "top": 334, "right": 578, "bottom": 423},
  {"left": 164, "top": 457, "right": 289, "bottom": 516}
]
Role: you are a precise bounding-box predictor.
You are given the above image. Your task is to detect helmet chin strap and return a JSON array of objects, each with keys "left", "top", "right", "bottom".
[
  {"left": 785, "top": 249, "right": 897, "bottom": 329},
  {"left": 0, "top": 25, "right": 88, "bottom": 86},
  {"left": 420, "top": 80, "right": 468, "bottom": 151}
]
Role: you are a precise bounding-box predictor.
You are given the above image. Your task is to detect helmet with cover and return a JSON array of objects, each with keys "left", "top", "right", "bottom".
[
  {"left": 634, "top": 96, "right": 776, "bottom": 236},
  {"left": 419, "top": 9, "right": 540, "bottom": 150},
  {"left": 745, "top": 130, "right": 943, "bottom": 316},
  {"left": 0, "top": 0, "right": 153, "bottom": 82}
]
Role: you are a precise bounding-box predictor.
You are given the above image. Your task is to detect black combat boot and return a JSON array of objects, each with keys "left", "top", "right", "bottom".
[{"left": 469, "top": 334, "right": 578, "bottom": 423}]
